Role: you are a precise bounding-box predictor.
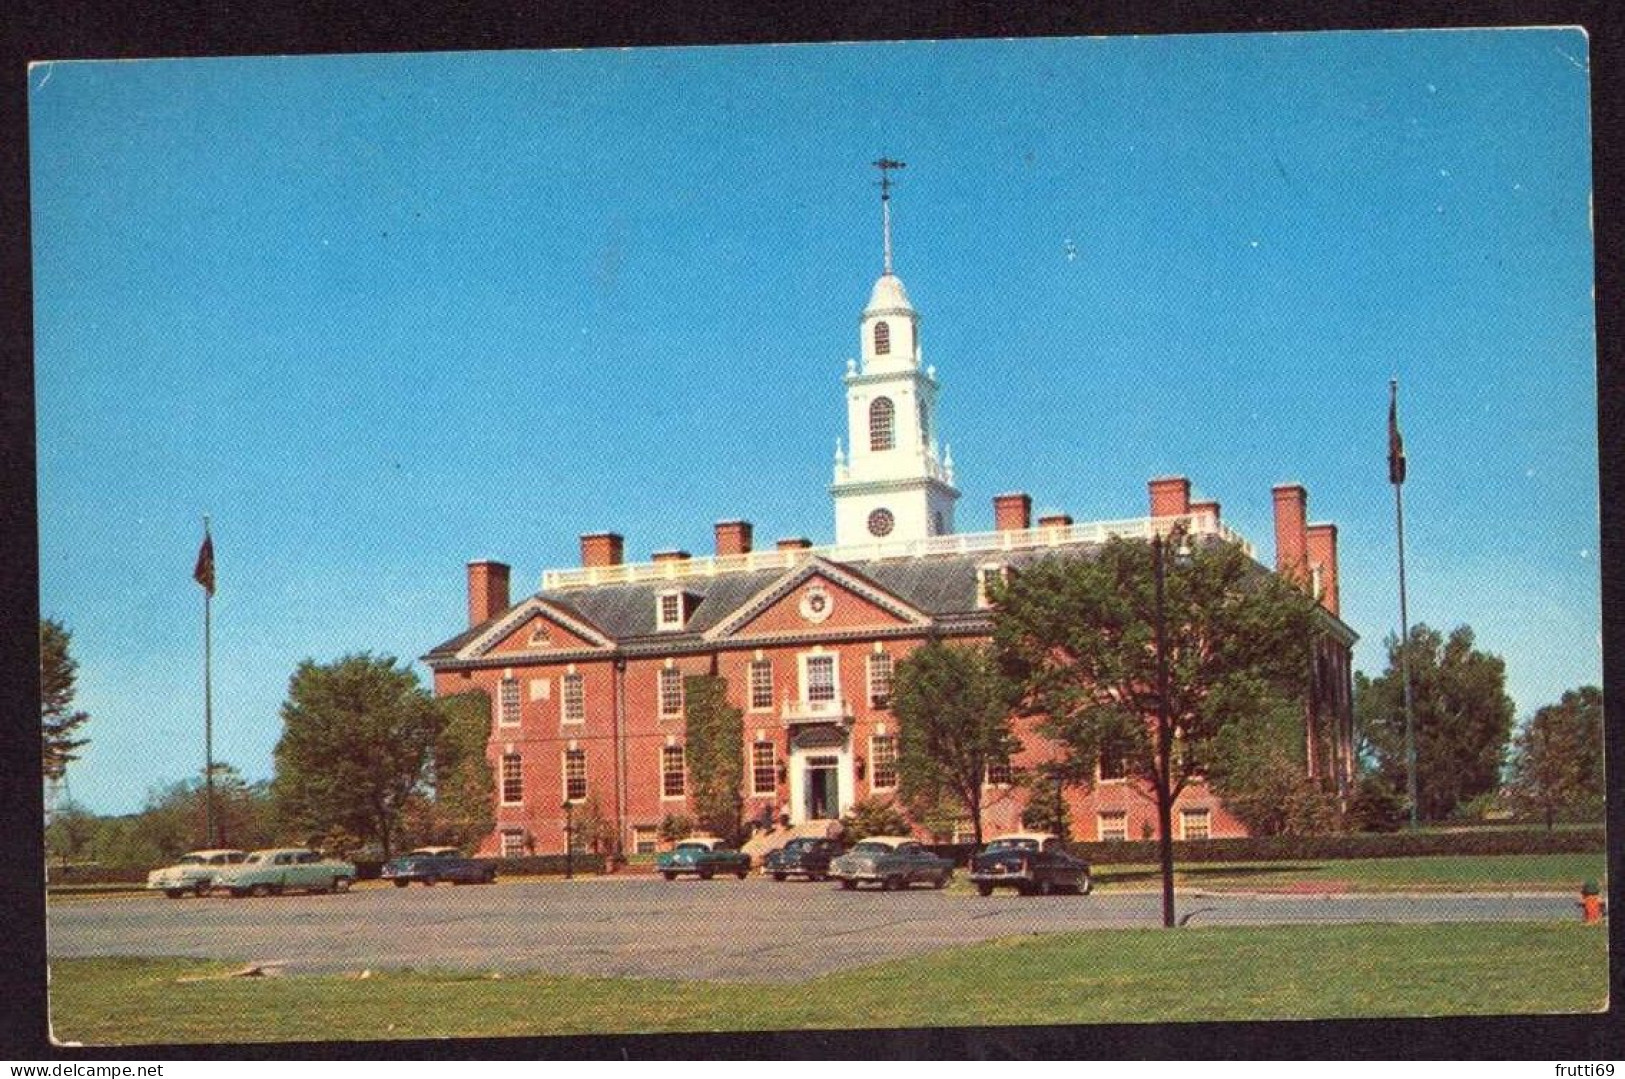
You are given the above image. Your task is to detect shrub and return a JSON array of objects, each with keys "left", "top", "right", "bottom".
[
  {"left": 658, "top": 814, "right": 694, "bottom": 843},
  {"left": 840, "top": 797, "right": 912, "bottom": 842},
  {"left": 1068, "top": 825, "right": 1604, "bottom": 864},
  {"left": 1348, "top": 774, "right": 1407, "bottom": 833}
]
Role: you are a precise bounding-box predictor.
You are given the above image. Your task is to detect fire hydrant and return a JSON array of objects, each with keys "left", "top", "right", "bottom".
[{"left": 1579, "top": 880, "right": 1606, "bottom": 923}]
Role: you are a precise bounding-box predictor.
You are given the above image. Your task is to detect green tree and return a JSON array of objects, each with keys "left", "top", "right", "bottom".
[
  {"left": 1019, "top": 762, "right": 1077, "bottom": 839},
  {"left": 893, "top": 641, "right": 1021, "bottom": 847},
  {"left": 839, "top": 796, "right": 912, "bottom": 842},
  {"left": 1506, "top": 686, "right": 1604, "bottom": 829},
  {"left": 993, "top": 536, "right": 1321, "bottom": 925},
  {"left": 271, "top": 654, "right": 441, "bottom": 859},
  {"left": 136, "top": 763, "right": 278, "bottom": 856},
  {"left": 1355, "top": 625, "right": 1515, "bottom": 822},
  {"left": 1205, "top": 699, "right": 1339, "bottom": 836},
  {"left": 402, "top": 691, "right": 496, "bottom": 849},
  {"left": 683, "top": 675, "right": 745, "bottom": 843},
  {"left": 40, "top": 619, "right": 91, "bottom": 783},
  {"left": 569, "top": 791, "right": 618, "bottom": 855},
  {"left": 44, "top": 801, "right": 99, "bottom": 868}
]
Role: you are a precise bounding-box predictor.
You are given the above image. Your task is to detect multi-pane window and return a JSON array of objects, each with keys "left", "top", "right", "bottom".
[
  {"left": 562, "top": 673, "right": 585, "bottom": 725},
  {"left": 501, "top": 753, "right": 523, "bottom": 804},
  {"left": 867, "top": 653, "right": 894, "bottom": 710},
  {"left": 751, "top": 742, "right": 777, "bottom": 795},
  {"left": 661, "top": 745, "right": 686, "bottom": 798},
  {"left": 657, "top": 592, "right": 687, "bottom": 630},
  {"left": 869, "top": 397, "right": 895, "bottom": 451},
  {"left": 874, "top": 320, "right": 891, "bottom": 355},
  {"left": 870, "top": 735, "right": 898, "bottom": 790},
  {"left": 498, "top": 677, "right": 521, "bottom": 725},
  {"left": 748, "top": 660, "right": 774, "bottom": 711},
  {"left": 632, "top": 826, "right": 658, "bottom": 855},
  {"left": 563, "top": 748, "right": 587, "bottom": 802},
  {"left": 659, "top": 668, "right": 685, "bottom": 717},
  {"left": 1179, "top": 808, "right": 1211, "bottom": 841},
  {"left": 500, "top": 830, "right": 526, "bottom": 858},
  {"left": 1098, "top": 747, "right": 1130, "bottom": 781},
  {"left": 804, "top": 655, "right": 836, "bottom": 704},
  {"left": 1097, "top": 811, "right": 1128, "bottom": 842},
  {"left": 985, "top": 757, "right": 1013, "bottom": 786}
]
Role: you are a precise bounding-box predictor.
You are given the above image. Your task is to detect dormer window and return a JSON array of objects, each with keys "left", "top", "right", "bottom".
[
  {"left": 976, "top": 563, "right": 1011, "bottom": 609},
  {"left": 869, "top": 397, "right": 895, "bottom": 452},
  {"left": 656, "top": 590, "right": 698, "bottom": 631},
  {"left": 874, "top": 320, "right": 891, "bottom": 355}
]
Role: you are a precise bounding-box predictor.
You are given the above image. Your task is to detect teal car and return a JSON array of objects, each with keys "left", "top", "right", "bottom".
[
  {"left": 213, "top": 847, "right": 356, "bottom": 897},
  {"left": 657, "top": 837, "right": 752, "bottom": 881}
]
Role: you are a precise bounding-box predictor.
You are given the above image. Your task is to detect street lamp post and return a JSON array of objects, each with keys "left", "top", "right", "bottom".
[
  {"left": 562, "top": 801, "right": 575, "bottom": 880},
  {"left": 1151, "top": 524, "right": 1191, "bottom": 929}
]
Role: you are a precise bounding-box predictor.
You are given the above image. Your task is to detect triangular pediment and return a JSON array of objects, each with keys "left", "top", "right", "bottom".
[
  {"left": 458, "top": 598, "right": 615, "bottom": 659},
  {"left": 704, "top": 557, "right": 931, "bottom": 641}
]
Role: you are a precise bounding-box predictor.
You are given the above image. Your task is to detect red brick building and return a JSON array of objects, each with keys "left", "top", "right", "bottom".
[{"left": 423, "top": 175, "right": 1356, "bottom": 857}]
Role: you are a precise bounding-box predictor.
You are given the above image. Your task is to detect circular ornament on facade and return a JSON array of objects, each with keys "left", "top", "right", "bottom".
[
  {"left": 867, "top": 508, "right": 895, "bottom": 537},
  {"left": 799, "top": 585, "right": 834, "bottom": 624}
]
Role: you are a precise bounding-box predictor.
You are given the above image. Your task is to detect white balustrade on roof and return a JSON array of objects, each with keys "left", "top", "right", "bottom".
[{"left": 539, "top": 513, "right": 1253, "bottom": 592}]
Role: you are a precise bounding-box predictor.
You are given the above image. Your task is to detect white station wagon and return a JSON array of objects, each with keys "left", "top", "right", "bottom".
[{"left": 212, "top": 848, "right": 356, "bottom": 898}]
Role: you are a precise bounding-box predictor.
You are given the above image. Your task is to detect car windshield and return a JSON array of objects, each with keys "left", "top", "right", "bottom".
[
  {"left": 177, "top": 855, "right": 206, "bottom": 865},
  {"left": 405, "top": 850, "right": 450, "bottom": 858},
  {"left": 850, "top": 842, "right": 893, "bottom": 855},
  {"left": 674, "top": 843, "right": 710, "bottom": 852},
  {"left": 987, "top": 839, "right": 1039, "bottom": 852}
]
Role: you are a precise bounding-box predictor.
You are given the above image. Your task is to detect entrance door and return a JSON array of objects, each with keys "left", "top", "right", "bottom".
[{"left": 805, "top": 755, "right": 839, "bottom": 820}]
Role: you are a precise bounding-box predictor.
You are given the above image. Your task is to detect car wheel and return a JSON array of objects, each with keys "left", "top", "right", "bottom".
[
  {"left": 230, "top": 888, "right": 247, "bottom": 899},
  {"left": 881, "top": 876, "right": 899, "bottom": 892},
  {"left": 164, "top": 889, "right": 185, "bottom": 899},
  {"left": 1078, "top": 873, "right": 1093, "bottom": 896},
  {"left": 392, "top": 878, "right": 410, "bottom": 888},
  {"left": 977, "top": 883, "right": 994, "bottom": 897},
  {"left": 735, "top": 869, "right": 748, "bottom": 880},
  {"left": 662, "top": 871, "right": 677, "bottom": 881},
  {"left": 840, "top": 879, "right": 857, "bottom": 890},
  {"left": 1037, "top": 878, "right": 1055, "bottom": 897},
  {"left": 423, "top": 875, "right": 439, "bottom": 887},
  {"left": 934, "top": 872, "right": 950, "bottom": 890},
  {"left": 812, "top": 873, "right": 826, "bottom": 883},
  {"left": 334, "top": 877, "right": 352, "bottom": 893},
  {"left": 194, "top": 883, "right": 210, "bottom": 898},
  {"left": 484, "top": 870, "right": 496, "bottom": 884},
  {"left": 698, "top": 869, "right": 714, "bottom": 881},
  {"left": 773, "top": 872, "right": 787, "bottom": 882},
  {"left": 250, "top": 883, "right": 271, "bottom": 898}
]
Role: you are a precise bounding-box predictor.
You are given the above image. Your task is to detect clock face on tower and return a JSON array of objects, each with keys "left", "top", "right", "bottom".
[{"left": 867, "top": 508, "right": 895, "bottom": 537}]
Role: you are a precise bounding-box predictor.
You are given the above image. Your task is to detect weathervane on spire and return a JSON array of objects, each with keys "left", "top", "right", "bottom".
[{"left": 873, "top": 156, "right": 906, "bottom": 275}]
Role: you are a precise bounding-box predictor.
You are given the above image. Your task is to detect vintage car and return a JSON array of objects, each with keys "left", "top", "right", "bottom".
[
  {"left": 657, "top": 837, "right": 752, "bottom": 880},
  {"left": 145, "top": 848, "right": 248, "bottom": 898},
  {"left": 212, "top": 847, "right": 356, "bottom": 897},
  {"left": 828, "top": 836, "right": 953, "bottom": 891},
  {"left": 762, "top": 837, "right": 844, "bottom": 882},
  {"left": 969, "top": 832, "right": 1092, "bottom": 896},
  {"left": 381, "top": 847, "right": 497, "bottom": 886}
]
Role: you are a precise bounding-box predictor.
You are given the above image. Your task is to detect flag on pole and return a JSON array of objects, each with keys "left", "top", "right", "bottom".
[
  {"left": 1388, "top": 379, "right": 1407, "bottom": 485},
  {"left": 193, "top": 530, "right": 215, "bottom": 596}
]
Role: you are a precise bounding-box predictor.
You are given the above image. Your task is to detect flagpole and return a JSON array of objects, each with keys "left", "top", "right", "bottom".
[
  {"left": 1389, "top": 380, "right": 1418, "bottom": 829},
  {"left": 202, "top": 516, "right": 215, "bottom": 848}
]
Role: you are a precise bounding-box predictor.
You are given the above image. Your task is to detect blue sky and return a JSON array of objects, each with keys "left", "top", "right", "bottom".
[{"left": 32, "top": 31, "right": 1597, "bottom": 815}]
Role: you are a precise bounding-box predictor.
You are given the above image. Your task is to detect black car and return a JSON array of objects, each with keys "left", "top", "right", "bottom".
[
  {"left": 969, "top": 833, "right": 1091, "bottom": 896},
  {"left": 381, "top": 847, "right": 497, "bottom": 887},
  {"left": 762, "top": 837, "right": 844, "bottom": 882}
]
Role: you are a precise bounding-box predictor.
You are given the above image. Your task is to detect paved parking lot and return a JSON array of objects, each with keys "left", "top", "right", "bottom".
[{"left": 46, "top": 877, "right": 1575, "bottom": 982}]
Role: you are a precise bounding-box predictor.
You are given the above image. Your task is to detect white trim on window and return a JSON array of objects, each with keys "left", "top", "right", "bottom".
[
  {"left": 561, "top": 671, "right": 585, "bottom": 725},
  {"left": 1178, "top": 807, "right": 1212, "bottom": 841},
  {"left": 498, "top": 676, "right": 521, "bottom": 726},
  {"left": 500, "top": 752, "right": 524, "bottom": 805},
  {"left": 867, "top": 652, "right": 894, "bottom": 710},
  {"left": 658, "top": 666, "right": 685, "bottom": 718},
  {"left": 500, "top": 830, "right": 527, "bottom": 858},
  {"left": 799, "top": 650, "right": 839, "bottom": 705},
  {"left": 748, "top": 658, "right": 774, "bottom": 712},
  {"left": 562, "top": 747, "right": 587, "bottom": 803},
  {"left": 751, "top": 741, "right": 777, "bottom": 797},
  {"left": 1097, "top": 810, "right": 1128, "bottom": 842},
  {"left": 869, "top": 734, "right": 898, "bottom": 792},
  {"left": 661, "top": 744, "right": 687, "bottom": 800}
]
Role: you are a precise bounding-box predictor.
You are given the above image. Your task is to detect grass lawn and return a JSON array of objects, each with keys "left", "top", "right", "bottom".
[
  {"left": 1092, "top": 852, "right": 1608, "bottom": 892},
  {"left": 50, "top": 922, "right": 1608, "bottom": 1044}
]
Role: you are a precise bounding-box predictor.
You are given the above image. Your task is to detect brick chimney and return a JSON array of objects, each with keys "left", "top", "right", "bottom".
[
  {"left": 776, "top": 537, "right": 813, "bottom": 551},
  {"left": 714, "top": 520, "right": 753, "bottom": 557},
  {"left": 1307, "top": 523, "right": 1341, "bottom": 616},
  {"left": 580, "top": 532, "right": 625, "bottom": 568},
  {"left": 651, "top": 549, "right": 692, "bottom": 563},
  {"left": 1272, "top": 485, "right": 1309, "bottom": 586},
  {"left": 1190, "top": 499, "right": 1221, "bottom": 526},
  {"left": 467, "top": 560, "right": 511, "bottom": 628},
  {"left": 1037, "top": 512, "right": 1073, "bottom": 528},
  {"left": 1149, "top": 476, "right": 1191, "bottom": 519},
  {"left": 993, "top": 492, "right": 1032, "bottom": 532}
]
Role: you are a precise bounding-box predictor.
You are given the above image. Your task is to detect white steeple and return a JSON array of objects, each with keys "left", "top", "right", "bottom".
[{"left": 830, "top": 159, "right": 960, "bottom": 546}]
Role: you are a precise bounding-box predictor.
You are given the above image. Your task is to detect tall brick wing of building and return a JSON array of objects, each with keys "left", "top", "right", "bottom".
[{"left": 423, "top": 169, "right": 1357, "bottom": 857}]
